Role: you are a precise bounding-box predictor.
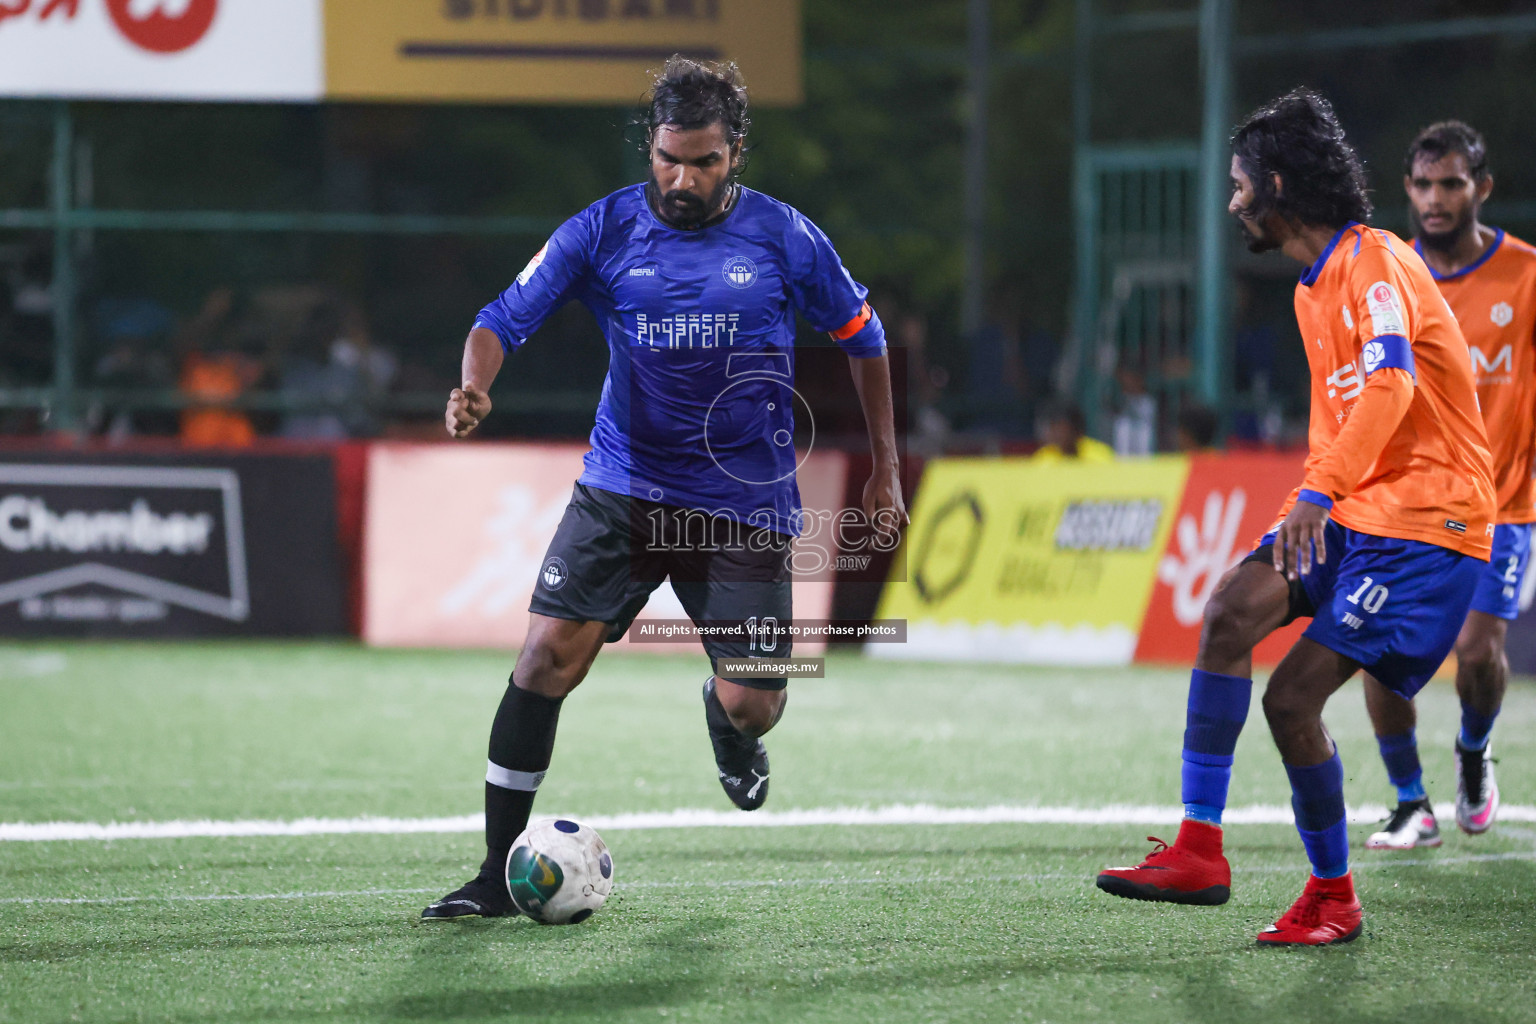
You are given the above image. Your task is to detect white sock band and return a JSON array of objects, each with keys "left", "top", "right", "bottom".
[{"left": 486, "top": 760, "right": 546, "bottom": 792}]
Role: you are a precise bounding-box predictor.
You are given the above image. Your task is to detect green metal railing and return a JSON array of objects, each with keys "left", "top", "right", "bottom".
[
  {"left": 0, "top": 103, "right": 567, "bottom": 432},
  {"left": 1071, "top": 2, "right": 1536, "bottom": 443}
]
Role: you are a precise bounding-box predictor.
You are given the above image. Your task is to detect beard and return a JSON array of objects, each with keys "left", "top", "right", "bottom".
[
  {"left": 650, "top": 173, "right": 734, "bottom": 230},
  {"left": 1413, "top": 205, "right": 1475, "bottom": 253},
  {"left": 1235, "top": 211, "right": 1279, "bottom": 254}
]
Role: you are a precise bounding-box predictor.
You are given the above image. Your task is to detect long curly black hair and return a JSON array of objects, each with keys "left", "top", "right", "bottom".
[{"left": 1232, "top": 88, "right": 1372, "bottom": 228}]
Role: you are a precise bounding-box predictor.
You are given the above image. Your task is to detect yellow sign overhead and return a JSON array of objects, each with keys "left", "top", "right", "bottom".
[{"left": 324, "top": 0, "right": 802, "bottom": 105}]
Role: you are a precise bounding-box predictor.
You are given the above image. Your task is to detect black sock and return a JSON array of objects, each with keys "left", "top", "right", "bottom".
[{"left": 479, "top": 681, "right": 563, "bottom": 878}]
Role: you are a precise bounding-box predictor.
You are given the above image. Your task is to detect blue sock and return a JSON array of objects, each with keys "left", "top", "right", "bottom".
[
  {"left": 1459, "top": 702, "right": 1498, "bottom": 751},
  {"left": 1375, "top": 730, "right": 1426, "bottom": 803},
  {"left": 1181, "top": 669, "right": 1253, "bottom": 825},
  {"left": 1286, "top": 752, "right": 1349, "bottom": 879}
]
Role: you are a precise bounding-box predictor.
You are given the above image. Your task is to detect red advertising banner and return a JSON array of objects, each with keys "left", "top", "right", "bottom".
[
  {"left": 1134, "top": 451, "right": 1309, "bottom": 667},
  {"left": 363, "top": 442, "right": 843, "bottom": 654}
]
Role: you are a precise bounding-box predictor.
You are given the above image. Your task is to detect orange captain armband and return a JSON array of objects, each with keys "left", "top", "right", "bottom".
[{"left": 830, "top": 302, "right": 874, "bottom": 341}]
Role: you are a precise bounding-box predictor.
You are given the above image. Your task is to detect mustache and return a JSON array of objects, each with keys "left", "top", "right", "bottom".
[{"left": 662, "top": 190, "right": 705, "bottom": 208}]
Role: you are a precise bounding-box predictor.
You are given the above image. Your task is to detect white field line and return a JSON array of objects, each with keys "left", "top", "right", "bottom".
[
  {"left": 7, "top": 851, "right": 1536, "bottom": 907},
  {"left": 6, "top": 803, "right": 1536, "bottom": 842}
]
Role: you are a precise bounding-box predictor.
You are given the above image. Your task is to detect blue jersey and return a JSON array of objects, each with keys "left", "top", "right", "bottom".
[{"left": 474, "top": 184, "right": 886, "bottom": 535}]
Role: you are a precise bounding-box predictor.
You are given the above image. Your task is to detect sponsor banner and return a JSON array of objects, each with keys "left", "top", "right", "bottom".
[
  {"left": 872, "top": 457, "right": 1190, "bottom": 666},
  {"left": 0, "top": 0, "right": 324, "bottom": 102},
  {"left": 0, "top": 452, "right": 345, "bottom": 636},
  {"left": 362, "top": 442, "right": 841, "bottom": 653},
  {"left": 0, "top": 1, "right": 798, "bottom": 105},
  {"left": 324, "top": 0, "right": 802, "bottom": 106},
  {"left": 1134, "top": 452, "right": 1308, "bottom": 666}
]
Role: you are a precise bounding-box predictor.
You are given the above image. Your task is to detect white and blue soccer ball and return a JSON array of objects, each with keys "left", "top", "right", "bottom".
[{"left": 504, "top": 817, "right": 613, "bottom": 924}]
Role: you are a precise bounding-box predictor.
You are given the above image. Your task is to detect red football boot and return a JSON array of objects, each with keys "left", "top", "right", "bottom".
[
  {"left": 1096, "top": 819, "right": 1231, "bottom": 906},
  {"left": 1256, "top": 873, "right": 1363, "bottom": 946}
]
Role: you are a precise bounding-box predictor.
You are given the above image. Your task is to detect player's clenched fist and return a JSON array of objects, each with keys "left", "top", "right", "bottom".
[{"left": 445, "top": 385, "right": 492, "bottom": 438}]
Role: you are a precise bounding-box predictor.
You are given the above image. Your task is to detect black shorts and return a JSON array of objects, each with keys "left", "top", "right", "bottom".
[{"left": 529, "top": 483, "right": 794, "bottom": 688}]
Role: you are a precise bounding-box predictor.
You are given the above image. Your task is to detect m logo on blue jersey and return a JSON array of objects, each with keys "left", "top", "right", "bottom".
[{"left": 722, "top": 255, "right": 758, "bottom": 289}]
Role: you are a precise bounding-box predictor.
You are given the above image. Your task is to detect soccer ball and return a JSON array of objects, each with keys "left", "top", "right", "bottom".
[{"left": 504, "top": 817, "right": 613, "bottom": 924}]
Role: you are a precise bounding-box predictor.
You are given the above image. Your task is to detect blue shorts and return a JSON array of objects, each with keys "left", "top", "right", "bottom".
[
  {"left": 1470, "top": 523, "right": 1532, "bottom": 620},
  {"left": 1253, "top": 521, "right": 1482, "bottom": 699}
]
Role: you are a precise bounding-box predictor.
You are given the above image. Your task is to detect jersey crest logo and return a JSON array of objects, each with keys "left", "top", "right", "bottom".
[
  {"left": 1366, "top": 280, "right": 1406, "bottom": 337},
  {"left": 540, "top": 557, "right": 568, "bottom": 591},
  {"left": 517, "top": 243, "right": 549, "bottom": 286},
  {"left": 722, "top": 255, "right": 758, "bottom": 289},
  {"left": 1492, "top": 301, "right": 1514, "bottom": 327}
]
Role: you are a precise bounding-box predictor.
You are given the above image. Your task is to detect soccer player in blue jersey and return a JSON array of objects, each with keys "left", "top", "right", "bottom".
[{"left": 421, "top": 58, "right": 906, "bottom": 920}]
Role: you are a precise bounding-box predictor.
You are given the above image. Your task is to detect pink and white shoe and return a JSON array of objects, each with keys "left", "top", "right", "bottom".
[
  {"left": 1365, "top": 799, "right": 1441, "bottom": 850},
  {"left": 1455, "top": 738, "right": 1500, "bottom": 835}
]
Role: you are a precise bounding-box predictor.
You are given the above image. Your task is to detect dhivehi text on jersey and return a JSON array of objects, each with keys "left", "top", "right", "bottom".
[{"left": 635, "top": 312, "right": 741, "bottom": 348}]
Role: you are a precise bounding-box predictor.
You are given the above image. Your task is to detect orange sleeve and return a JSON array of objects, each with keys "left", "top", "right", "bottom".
[{"left": 1301, "top": 367, "right": 1415, "bottom": 503}]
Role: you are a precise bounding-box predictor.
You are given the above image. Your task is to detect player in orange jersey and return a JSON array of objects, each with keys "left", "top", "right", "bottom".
[
  {"left": 1096, "top": 90, "right": 1497, "bottom": 946},
  {"left": 1361, "top": 122, "right": 1536, "bottom": 850}
]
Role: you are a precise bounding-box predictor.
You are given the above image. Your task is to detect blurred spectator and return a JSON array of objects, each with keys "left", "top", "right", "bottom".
[
  {"left": 1175, "top": 404, "right": 1219, "bottom": 452},
  {"left": 91, "top": 297, "right": 178, "bottom": 440},
  {"left": 886, "top": 299, "right": 950, "bottom": 453},
  {"left": 1, "top": 241, "right": 56, "bottom": 388},
  {"left": 1111, "top": 367, "right": 1156, "bottom": 455},
  {"left": 1032, "top": 402, "right": 1113, "bottom": 462},
  {"left": 966, "top": 287, "right": 1028, "bottom": 437},
  {"left": 278, "top": 297, "right": 397, "bottom": 440},
  {"left": 176, "top": 288, "right": 263, "bottom": 448}
]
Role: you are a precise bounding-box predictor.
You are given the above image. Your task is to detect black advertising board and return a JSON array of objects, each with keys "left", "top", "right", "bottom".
[{"left": 0, "top": 452, "right": 345, "bottom": 637}]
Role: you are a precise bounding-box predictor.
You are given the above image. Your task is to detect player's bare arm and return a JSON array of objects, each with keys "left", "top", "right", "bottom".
[
  {"left": 445, "top": 326, "right": 503, "bottom": 438},
  {"left": 847, "top": 351, "right": 907, "bottom": 531}
]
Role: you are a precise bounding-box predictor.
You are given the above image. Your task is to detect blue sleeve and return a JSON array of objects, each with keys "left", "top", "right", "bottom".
[
  {"left": 472, "top": 210, "right": 594, "bottom": 352},
  {"left": 785, "top": 210, "right": 886, "bottom": 357}
]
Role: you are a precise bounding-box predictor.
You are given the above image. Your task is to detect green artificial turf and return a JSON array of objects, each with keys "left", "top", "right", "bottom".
[{"left": 1, "top": 642, "right": 1534, "bottom": 1024}]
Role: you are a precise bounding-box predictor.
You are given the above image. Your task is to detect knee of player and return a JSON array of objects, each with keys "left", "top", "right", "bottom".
[
  {"left": 511, "top": 643, "right": 587, "bottom": 697},
  {"left": 720, "top": 685, "right": 786, "bottom": 737},
  {"left": 1453, "top": 632, "right": 1502, "bottom": 672},
  {"left": 1201, "top": 589, "right": 1257, "bottom": 652},
  {"left": 1260, "top": 681, "right": 1308, "bottom": 729}
]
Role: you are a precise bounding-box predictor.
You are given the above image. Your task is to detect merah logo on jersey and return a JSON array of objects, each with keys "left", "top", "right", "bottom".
[
  {"left": 722, "top": 255, "right": 758, "bottom": 289},
  {"left": 516, "top": 243, "right": 548, "bottom": 286},
  {"left": 1492, "top": 301, "right": 1515, "bottom": 327},
  {"left": 1366, "top": 281, "right": 1406, "bottom": 337}
]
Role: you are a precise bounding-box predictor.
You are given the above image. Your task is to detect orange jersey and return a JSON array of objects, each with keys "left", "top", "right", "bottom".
[
  {"left": 1286, "top": 223, "right": 1495, "bottom": 559},
  {"left": 1415, "top": 229, "right": 1536, "bottom": 524}
]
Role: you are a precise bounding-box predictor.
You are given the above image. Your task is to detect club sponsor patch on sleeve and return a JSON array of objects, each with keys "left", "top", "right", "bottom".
[
  {"left": 1365, "top": 280, "right": 1406, "bottom": 337},
  {"left": 516, "top": 242, "right": 549, "bottom": 286}
]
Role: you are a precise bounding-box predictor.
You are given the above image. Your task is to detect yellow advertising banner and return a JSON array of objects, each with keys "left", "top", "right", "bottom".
[
  {"left": 324, "top": 0, "right": 802, "bottom": 105},
  {"left": 873, "top": 456, "right": 1191, "bottom": 665}
]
